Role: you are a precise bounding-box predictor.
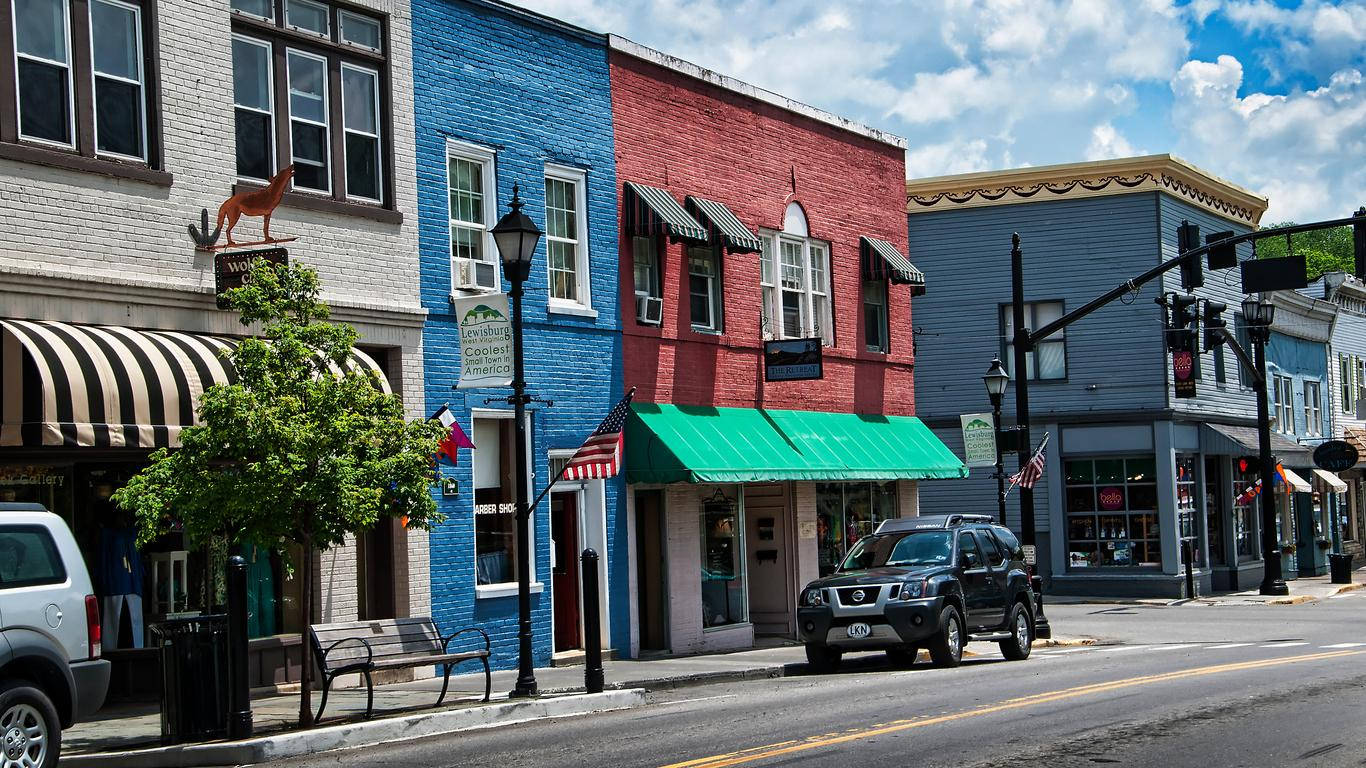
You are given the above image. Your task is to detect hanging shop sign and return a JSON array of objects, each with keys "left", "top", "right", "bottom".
[
  {"left": 1171, "top": 349, "right": 1196, "bottom": 398},
  {"left": 1313, "top": 440, "right": 1360, "bottom": 472},
  {"left": 189, "top": 165, "right": 300, "bottom": 251},
  {"left": 214, "top": 247, "right": 288, "bottom": 308},
  {"left": 960, "top": 413, "right": 998, "bottom": 468},
  {"left": 764, "top": 338, "right": 823, "bottom": 382},
  {"left": 452, "top": 293, "right": 514, "bottom": 389}
]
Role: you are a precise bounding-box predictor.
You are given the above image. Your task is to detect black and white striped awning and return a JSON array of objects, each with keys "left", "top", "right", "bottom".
[
  {"left": 684, "top": 196, "right": 763, "bottom": 253},
  {"left": 622, "top": 182, "right": 709, "bottom": 243},
  {"left": 1, "top": 319, "right": 390, "bottom": 448},
  {"left": 860, "top": 237, "right": 926, "bottom": 295}
]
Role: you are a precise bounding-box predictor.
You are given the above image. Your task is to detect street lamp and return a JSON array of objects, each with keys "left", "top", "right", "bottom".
[
  {"left": 1242, "top": 294, "right": 1288, "bottom": 596},
  {"left": 491, "top": 184, "right": 543, "bottom": 696},
  {"left": 983, "top": 358, "right": 1010, "bottom": 525}
]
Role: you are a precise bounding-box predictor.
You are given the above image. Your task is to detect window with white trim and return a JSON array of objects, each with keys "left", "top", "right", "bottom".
[
  {"left": 472, "top": 415, "right": 516, "bottom": 587},
  {"left": 1001, "top": 302, "right": 1066, "bottom": 380},
  {"left": 340, "top": 62, "right": 381, "bottom": 201},
  {"left": 89, "top": 0, "right": 145, "bottom": 160},
  {"left": 632, "top": 235, "right": 659, "bottom": 299},
  {"left": 544, "top": 165, "right": 589, "bottom": 307},
  {"left": 1340, "top": 354, "right": 1352, "bottom": 415},
  {"left": 447, "top": 143, "right": 498, "bottom": 292},
  {"left": 1304, "top": 380, "right": 1321, "bottom": 436},
  {"left": 231, "top": 35, "right": 273, "bottom": 180},
  {"left": 760, "top": 233, "right": 832, "bottom": 344},
  {"left": 1273, "top": 374, "right": 1294, "bottom": 433},
  {"left": 688, "top": 245, "right": 722, "bottom": 332},
  {"left": 286, "top": 48, "right": 328, "bottom": 193}
]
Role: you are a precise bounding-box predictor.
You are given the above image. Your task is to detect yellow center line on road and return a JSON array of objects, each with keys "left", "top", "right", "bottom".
[{"left": 660, "top": 649, "right": 1365, "bottom": 768}]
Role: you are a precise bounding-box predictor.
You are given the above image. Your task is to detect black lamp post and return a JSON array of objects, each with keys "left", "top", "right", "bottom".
[
  {"left": 983, "top": 358, "right": 1010, "bottom": 526},
  {"left": 1242, "top": 294, "right": 1288, "bottom": 596},
  {"left": 491, "top": 184, "right": 543, "bottom": 696}
]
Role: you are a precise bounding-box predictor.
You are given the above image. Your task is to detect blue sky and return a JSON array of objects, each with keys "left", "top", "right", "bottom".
[{"left": 512, "top": 0, "right": 1365, "bottom": 223}]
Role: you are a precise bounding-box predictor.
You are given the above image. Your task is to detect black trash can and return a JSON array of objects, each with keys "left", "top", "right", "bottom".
[
  {"left": 150, "top": 615, "right": 229, "bottom": 744},
  {"left": 1329, "top": 553, "right": 1354, "bottom": 585}
]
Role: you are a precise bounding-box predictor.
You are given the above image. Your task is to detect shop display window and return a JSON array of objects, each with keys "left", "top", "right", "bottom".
[
  {"left": 472, "top": 417, "right": 518, "bottom": 586},
  {"left": 1176, "top": 453, "right": 1202, "bottom": 567},
  {"left": 1064, "top": 457, "right": 1161, "bottom": 569},
  {"left": 1204, "top": 456, "right": 1225, "bottom": 566},
  {"left": 816, "top": 481, "right": 898, "bottom": 577},
  {"left": 700, "top": 489, "right": 745, "bottom": 628},
  {"left": 1232, "top": 458, "right": 1260, "bottom": 561}
]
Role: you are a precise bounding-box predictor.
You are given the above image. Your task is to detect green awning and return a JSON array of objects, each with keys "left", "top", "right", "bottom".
[
  {"left": 685, "top": 196, "right": 763, "bottom": 253},
  {"left": 623, "top": 182, "right": 709, "bottom": 243},
  {"left": 861, "top": 236, "right": 925, "bottom": 295},
  {"left": 626, "top": 403, "right": 967, "bottom": 484}
]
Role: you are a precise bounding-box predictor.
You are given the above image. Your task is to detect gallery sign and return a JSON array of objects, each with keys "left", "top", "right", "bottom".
[
  {"left": 452, "top": 293, "right": 514, "bottom": 389},
  {"left": 214, "top": 247, "right": 288, "bottom": 308},
  {"left": 960, "top": 413, "right": 998, "bottom": 468},
  {"left": 764, "top": 338, "right": 823, "bottom": 382}
]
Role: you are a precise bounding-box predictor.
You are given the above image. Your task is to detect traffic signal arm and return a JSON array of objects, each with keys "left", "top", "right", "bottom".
[{"left": 1217, "top": 329, "right": 1262, "bottom": 386}]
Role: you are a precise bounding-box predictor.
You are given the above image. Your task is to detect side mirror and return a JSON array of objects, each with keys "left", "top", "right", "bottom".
[{"left": 958, "top": 553, "right": 973, "bottom": 569}]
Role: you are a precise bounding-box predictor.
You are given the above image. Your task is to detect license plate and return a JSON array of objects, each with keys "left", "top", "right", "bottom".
[{"left": 846, "top": 622, "right": 871, "bottom": 639}]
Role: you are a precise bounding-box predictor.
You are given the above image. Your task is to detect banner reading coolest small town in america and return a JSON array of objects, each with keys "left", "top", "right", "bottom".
[{"left": 452, "top": 293, "right": 514, "bottom": 389}]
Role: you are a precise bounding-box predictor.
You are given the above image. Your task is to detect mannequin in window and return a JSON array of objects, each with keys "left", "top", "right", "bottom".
[{"left": 98, "top": 491, "right": 144, "bottom": 649}]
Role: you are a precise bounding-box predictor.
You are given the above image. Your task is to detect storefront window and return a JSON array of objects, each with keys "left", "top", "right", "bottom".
[
  {"left": 1204, "top": 457, "right": 1225, "bottom": 566},
  {"left": 1176, "top": 454, "right": 1201, "bottom": 567},
  {"left": 1064, "top": 457, "right": 1161, "bottom": 569},
  {"left": 1232, "top": 458, "right": 1260, "bottom": 561},
  {"left": 700, "top": 489, "right": 745, "bottom": 628},
  {"left": 816, "top": 482, "right": 898, "bottom": 576},
  {"left": 472, "top": 416, "right": 518, "bottom": 586}
]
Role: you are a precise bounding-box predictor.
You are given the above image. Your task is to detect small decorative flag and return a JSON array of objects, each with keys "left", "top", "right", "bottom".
[
  {"left": 1008, "top": 432, "right": 1049, "bottom": 490},
  {"left": 431, "top": 404, "right": 475, "bottom": 465},
  {"left": 561, "top": 388, "right": 636, "bottom": 481}
]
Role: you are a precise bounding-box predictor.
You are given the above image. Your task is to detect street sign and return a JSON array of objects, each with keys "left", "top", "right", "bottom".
[
  {"left": 1022, "top": 545, "right": 1036, "bottom": 566},
  {"left": 960, "top": 413, "right": 998, "bottom": 468},
  {"left": 1313, "top": 440, "right": 1359, "bottom": 472},
  {"left": 1171, "top": 349, "right": 1196, "bottom": 398},
  {"left": 1241, "top": 253, "right": 1308, "bottom": 293},
  {"left": 763, "top": 338, "right": 823, "bottom": 382}
]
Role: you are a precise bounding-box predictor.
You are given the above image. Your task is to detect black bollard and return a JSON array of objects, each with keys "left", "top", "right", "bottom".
[
  {"left": 580, "top": 549, "right": 604, "bottom": 694},
  {"left": 226, "top": 555, "right": 253, "bottom": 739}
]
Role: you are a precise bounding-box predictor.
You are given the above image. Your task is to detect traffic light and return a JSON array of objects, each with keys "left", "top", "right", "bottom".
[
  {"left": 1354, "top": 206, "right": 1366, "bottom": 280},
  {"left": 1203, "top": 300, "right": 1227, "bottom": 352},
  {"left": 1178, "top": 221, "right": 1203, "bottom": 291},
  {"left": 1166, "top": 294, "right": 1199, "bottom": 351},
  {"left": 1206, "top": 231, "right": 1236, "bottom": 270}
]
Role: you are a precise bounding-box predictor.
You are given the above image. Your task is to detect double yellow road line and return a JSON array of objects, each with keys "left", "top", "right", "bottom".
[{"left": 662, "top": 648, "right": 1365, "bottom": 768}]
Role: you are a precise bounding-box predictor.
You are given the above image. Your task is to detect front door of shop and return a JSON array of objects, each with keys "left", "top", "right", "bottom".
[
  {"left": 634, "top": 490, "right": 668, "bottom": 652},
  {"left": 745, "top": 483, "right": 793, "bottom": 636},
  {"left": 551, "top": 493, "right": 581, "bottom": 652}
]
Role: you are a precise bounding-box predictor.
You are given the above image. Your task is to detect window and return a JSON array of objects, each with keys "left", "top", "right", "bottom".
[
  {"left": 1232, "top": 457, "right": 1260, "bottom": 561},
  {"left": 1356, "top": 357, "right": 1366, "bottom": 415},
  {"left": 1064, "top": 457, "right": 1161, "bottom": 569},
  {"left": 1204, "top": 456, "right": 1225, "bottom": 566},
  {"left": 4, "top": 0, "right": 160, "bottom": 171},
  {"left": 1304, "top": 380, "right": 1321, "bottom": 436},
  {"left": 1273, "top": 374, "right": 1294, "bottom": 433},
  {"left": 863, "top": 280, "right": 888, "bottom": 353},
  {"left": 1176, "top": 453, "right": 1201, "bottom": 566},
  {"left": 1214, "top": 345, "right": 1226, "bottom": 384},
  {"left": 760, "top": 234, "right": 832, "bottom": 344},
  {"left": 815, "top": 481, "right": 898, "bottom": 576},
  {"left": 230, "top": 1, "right": 390, "bottom": 207},
  {"left": 688, "top": 246, "right": 721, "bottom": 331},
  {"left": 700, "top": 489, "right": 745, "bottom": 628},
  {"left": 447, "top": 144, "right": 497, "bottom": 292},
  {"left": 979, "top": 532, "right": 1005, "bottom": 568},
  {"left": 0, "top": 525, "right": 66, "bottom": 588},
  {"left": 1234, "top": 313, "right": 1254, "bottom": 387},
  {"left": 544, "top": 166, "right": 589, "bottom": 307},
  {"left": 632, "top": 236, "right": 659, "bottom": 299},
  {"left": 472, "top": 416, "right": 517, "bottom": 586},
  {"left": 958, "top": 532, "right": 983, "bottom": 569},
  {"left": 1002, "top": 302, "right": 1066, "bottom": 380},
  {"left": 1340, "top": 354, "right": 1353, "bottom": 415}
]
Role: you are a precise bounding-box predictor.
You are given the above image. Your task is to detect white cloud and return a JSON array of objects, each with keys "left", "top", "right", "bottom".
[
  {"left": 906, "top": 138, "right": 992, "bottom": 178},
  {"left": 1222, "top": 0, "right": 1366, "bottom": 83},
  {"left": 1085, "top": 123, "right": 1140, "bottom": 160}
]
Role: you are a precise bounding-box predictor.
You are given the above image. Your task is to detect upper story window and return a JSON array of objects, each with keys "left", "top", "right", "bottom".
[
  {"left": 447, "top": 142, "right": 498, "bottom": 293},
  {"left": 3, "top": 0, "right": 161, "bottom": 172},
  {"left": 760, "top": 234, "right": 832, "bottom": 345},
  {"left": 1001, "top": 301, "right": 1066, "bottom": 380},
  {"left": 863, "top": 280, "right": 888, "bottom": 353},
  {"left": 544, "top": 165, "right": 589, "bottom": 308},
  {"left": 1304, "top": 380, "right": 1321, "bottom": 436},
  {"left": 230, "top": 0, "right": 389, "bottom": 206},
  {"left": 688, "top": 245, "right": 722, "bottom": 332},
  {"left": 1273, "top": 374, "right": 1294, "bottom": 433},
  {"left": 1340, "top": 354, "right": 1352, "bottom": 415}
]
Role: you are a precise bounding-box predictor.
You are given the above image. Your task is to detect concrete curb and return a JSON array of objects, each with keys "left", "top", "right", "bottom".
[
  {"left": 1329, "top": 582, "right": 1365, "bottom": 596},
  {"left": 1267, "top": 595, "right": 1317, "bottom": 606},
  {"left": 62, "top": 689, "right": 645, "bottom": 768}
]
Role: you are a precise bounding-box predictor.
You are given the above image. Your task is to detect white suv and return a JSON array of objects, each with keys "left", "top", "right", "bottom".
[{"left": 0, "top": 503, "right": 110, "bottom": 768}]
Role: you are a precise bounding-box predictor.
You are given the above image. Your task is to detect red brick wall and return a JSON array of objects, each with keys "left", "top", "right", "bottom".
[{"left": 611, "top": 51, "right": 916, "bottom": 416}]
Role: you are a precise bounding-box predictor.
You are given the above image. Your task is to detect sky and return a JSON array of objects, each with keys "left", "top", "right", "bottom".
[{"left": 510, "top": 0, "right": 1365, "bottom": 224}]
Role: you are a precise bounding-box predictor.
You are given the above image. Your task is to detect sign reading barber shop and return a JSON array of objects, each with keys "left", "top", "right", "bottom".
[{"left": 452, "top": 293, "right": 513, "bottom": 389}]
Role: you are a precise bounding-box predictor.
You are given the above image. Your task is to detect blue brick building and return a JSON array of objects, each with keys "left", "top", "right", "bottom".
[{"left": 412, "top": 0, "right": 624, "bottom": 669}]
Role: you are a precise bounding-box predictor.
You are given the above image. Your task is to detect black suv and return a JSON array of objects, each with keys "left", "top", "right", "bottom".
[{"left": 797, "top": 514, "right": 1035, "bottom": 672}]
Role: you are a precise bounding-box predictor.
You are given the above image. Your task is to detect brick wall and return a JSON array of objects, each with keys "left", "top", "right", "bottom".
[
  {"left": 609, "top": 50, "right": 915, "bottom": 417},
  {"left": 412, "top": 0, "right": 626, "bottom": 669}
]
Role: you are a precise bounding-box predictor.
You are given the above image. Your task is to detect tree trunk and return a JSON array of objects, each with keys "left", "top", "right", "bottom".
[{"left": 298, "top": 534, "right": 314, "bottom": 728}]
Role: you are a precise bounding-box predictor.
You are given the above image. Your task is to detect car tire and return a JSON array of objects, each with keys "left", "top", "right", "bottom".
[
  {"left": 999, "top": 601, "right": 1033, "bottom": 661},
  {"left": 928, "top": 606, "right": 964, "bottom": 668},
  {"left": 0, "top": 680, "right": 61, "bottom": 768},
  {"left": 805, "top": 643, "right": 842, "bottom": 674},
  {"left": 886, "top": 647, "right": 918, "bottom": 668}
]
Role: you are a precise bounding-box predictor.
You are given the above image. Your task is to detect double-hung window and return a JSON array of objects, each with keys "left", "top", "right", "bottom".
[
  {"left": 286, "top": 49, "right": 328, "bottom": 192},
  {"left": 863, "top": 280, "right": 888, "bottom": 353},
  {"left": 760, "top": 234, "right": 832, "bottom": 344},
  {"left": 544, "top": 165, "right": 589, "bottom": 308},
  {"left": 1273, "top": 374, "right": 1294, "bottom": 433},
  {"left": 447, "top": 143, "right": 497, "bottom": 292},
  {"left": 633, "top": 236, "right": 659, "bottom": 298},
  {"left": 232, "top": 35, "right": 273, "bottom": 180},
  {"left": 1340, "top": 354, "right": 1353, "bottom": 415},
  {"left": 688, "top": 246, "right": 721, "bottom": 332},
  {"left": 1001, "top": 302, "right": 1066, "bottom": 380},
  {"left": 1304, "top": 380, "right": 1321, "bottom": 436}
]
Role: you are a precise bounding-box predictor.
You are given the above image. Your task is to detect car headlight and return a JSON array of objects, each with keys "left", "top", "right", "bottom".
[
  {"left": 899, "top": 580, "right": 925, "bottom": 600},
  {"left": 801, "top": 588, "right": 825, "bottom": 606}
]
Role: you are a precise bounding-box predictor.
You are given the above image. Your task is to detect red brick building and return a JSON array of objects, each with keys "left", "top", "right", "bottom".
[{"left": 610, "top": 38, "right": 963, "bottom": 658}]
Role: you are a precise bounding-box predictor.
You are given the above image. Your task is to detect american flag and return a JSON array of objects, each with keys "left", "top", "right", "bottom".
[
  {"left": 1008, "top": 432, "right": 1050, "bottom": 490},
  {"left": 561, "top": 388, "right": 635, "bottom": 481}
]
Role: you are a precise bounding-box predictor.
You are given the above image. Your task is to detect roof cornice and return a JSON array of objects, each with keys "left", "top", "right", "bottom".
[{"left": 905, "top": 154, "right": 1268, "bottom": 226}]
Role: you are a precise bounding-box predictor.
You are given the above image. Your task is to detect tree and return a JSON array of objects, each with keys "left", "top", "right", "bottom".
[
  {"left": 1256, "top": 221, "right": 1355, "bottom": 281},
  {"left": 113, "top": 261, "right": 446, "bottom": 727}
]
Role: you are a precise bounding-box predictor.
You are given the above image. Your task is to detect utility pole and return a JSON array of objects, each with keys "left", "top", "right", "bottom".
[{"left": 1009, "top": 234, "right": 1049, "bottom": 639}]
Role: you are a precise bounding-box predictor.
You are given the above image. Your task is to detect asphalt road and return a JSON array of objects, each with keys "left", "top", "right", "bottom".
[{"left": 272, "top": 597, "right": 1366, "bottom": 768}]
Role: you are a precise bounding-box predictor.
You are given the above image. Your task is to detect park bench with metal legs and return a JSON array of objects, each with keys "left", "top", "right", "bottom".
[{"left": 309, "top": 617, "right": 491, "bottom": 723}]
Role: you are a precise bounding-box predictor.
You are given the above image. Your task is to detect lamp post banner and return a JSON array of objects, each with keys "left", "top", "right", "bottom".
[
  {"left": 452, "top": 293, "right": 514, "bottom": 389},
  {"left": 961, "top": 413, "right": 998, "bottom": 468}
]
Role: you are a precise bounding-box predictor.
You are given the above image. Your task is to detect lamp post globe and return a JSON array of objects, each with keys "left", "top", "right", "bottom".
[
  {"left": 983, "top": 357, "right": 1010, "bottom": 407},
  {"left": 492, "top": 184, "right": 542, "bottom": 284},
  {"left": 1259, "top": 296, "right": 1275, "bottom": 327},
  {"left": 1241, "top": 294, "right": 1260, "bottom": 325}
]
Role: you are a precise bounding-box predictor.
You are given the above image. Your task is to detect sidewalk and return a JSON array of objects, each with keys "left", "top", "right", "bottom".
[{"left": 1046, "top": 568, "right": 1365, "bottom": 607}]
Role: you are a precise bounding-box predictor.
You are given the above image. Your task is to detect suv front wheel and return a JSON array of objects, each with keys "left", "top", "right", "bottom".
[
  {"left": 0, "top": 681, "right": 60, "bottom": 768},
  {"left": 999, "top": 601, "right": 1033, "bottom": 661},
  {"left": 928, "top": 606, "right": 964, "bottom": 668},
  {"left": 805, "top": 643, "right": 842, "bottom": 674}
]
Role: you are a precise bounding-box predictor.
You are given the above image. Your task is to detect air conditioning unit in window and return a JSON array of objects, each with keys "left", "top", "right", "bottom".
[
  {"left": 636, "top": 293, "right": 663, "bottom": 325},
  {"left": 454, "top": 261, "right": 495, "bottom": 292}
]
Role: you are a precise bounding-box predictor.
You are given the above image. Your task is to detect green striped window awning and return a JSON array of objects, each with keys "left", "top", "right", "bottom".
[
  {"left": 861, "top": 237, "right": 926, "bottom": 296},
  {"left": 684, "top": 196, "right": 763, "bottom": 254},
  {"left": 623, "top": 182, "right": 709, "bottom": 244}
]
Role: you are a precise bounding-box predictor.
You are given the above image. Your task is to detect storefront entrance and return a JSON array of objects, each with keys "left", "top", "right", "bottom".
[
  {"left": 551, "top": 492, "right": 582, "bottom": 652},
  {"left": 744, "top": 483, "right": 791, "bottom": 637},
  {"left": 633, "top": 490, "right": 668, "bottom": 653}
]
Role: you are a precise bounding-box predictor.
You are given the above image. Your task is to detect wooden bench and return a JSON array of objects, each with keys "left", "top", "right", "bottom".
[{"left": 309, "top": 617, "right": 490, "bottom": 722}]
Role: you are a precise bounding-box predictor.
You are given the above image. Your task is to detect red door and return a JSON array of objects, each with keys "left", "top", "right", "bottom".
[{"left": 551, "top": 494, "right": 581, "bottom": 652}]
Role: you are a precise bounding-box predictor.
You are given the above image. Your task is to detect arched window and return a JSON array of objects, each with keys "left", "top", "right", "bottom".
[
  {"left": 782, "top": 202, "right": 809, "bottom": 237},
  {"left": 760, "top": 201, "right": 831, "bottom": 345}
]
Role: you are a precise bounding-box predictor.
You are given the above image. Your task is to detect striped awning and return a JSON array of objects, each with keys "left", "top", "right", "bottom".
[
  {"left": 860, "top": 237, "right": 926, "bottom": 295},
  {"left": 684, "top": 196, "right": 762, "bottom": 253},
  {"left": 622, "top": 182, "right": 708, "bottom": 243},
  {"left": 1, "top": 319, "right": 390, "bottom": 449}
]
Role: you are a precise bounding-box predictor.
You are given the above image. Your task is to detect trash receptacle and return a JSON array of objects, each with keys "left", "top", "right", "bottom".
[
  {"left": 150, "top": 615, "right": 229, "bottom": 745},
  {"left": 1329, "top": 553, "right": 1354, "bottom": 584}
]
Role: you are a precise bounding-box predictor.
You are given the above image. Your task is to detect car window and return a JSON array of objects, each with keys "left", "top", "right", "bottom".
[
  {"left": 979, "top": 531, "right": 1006, "bottom": 568},
  {"left": 957, "top": 532, "right": 983, "bottom": 569},
  {"left": 0, "top": 526, "right": 67, "bottom": 589},
  {"left": 991, "top": 526, "right": 1023, "bottom": 559},
  {"left": 841, "top": 530, "right": 952, "bottom": 570}
]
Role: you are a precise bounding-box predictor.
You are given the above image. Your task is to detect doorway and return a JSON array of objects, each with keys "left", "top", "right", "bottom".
[
  {"left": 357, "top": 519, "right": 397, "bottom": 620},
  {"left": 551, "top": 492, "right": 581, "bottom": 652},
  {"left": 634, "top": 490, "right": 668, "bottom": 652},
  {"left": 744, "top": 483, "right": 792, "bottom": 636}
]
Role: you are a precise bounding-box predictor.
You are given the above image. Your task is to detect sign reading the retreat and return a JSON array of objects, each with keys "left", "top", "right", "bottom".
[
  {"left": 764, "top": 338, "right": 823, "bottom": 382},
  {"left": 960, "top": 413, "right": 998, "bottom": 468},
  {"left": 1313, "top": 440, "right": 1360, "bottom": 472},
  {"left": 453, "top": 294, "right": 514, "bottom": 389},
  {"left": 214, "top": 247, "right": 288, "bottom": 308}
]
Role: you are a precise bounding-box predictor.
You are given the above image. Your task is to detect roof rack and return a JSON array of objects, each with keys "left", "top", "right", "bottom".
[{"left": 875, "top": 514, "right": 995, "bottom": 534}]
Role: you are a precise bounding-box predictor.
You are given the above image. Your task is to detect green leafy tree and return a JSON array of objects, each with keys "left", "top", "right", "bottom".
[
  {"left": 113, "top": 261, "right": 446, "bottom": 727},
  {"left": 1256, "top": 221, "right": 1355, "bottom": 281}
]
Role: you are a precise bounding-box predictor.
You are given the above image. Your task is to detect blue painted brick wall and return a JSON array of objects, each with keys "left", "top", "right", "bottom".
[{"left": 412, "top": 0, "right": 626, "bottom": 669}]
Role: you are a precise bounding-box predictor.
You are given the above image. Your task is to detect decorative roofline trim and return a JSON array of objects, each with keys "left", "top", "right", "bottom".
[{"left": 608, "top": 35, "right": 908, "bottom": 150}]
